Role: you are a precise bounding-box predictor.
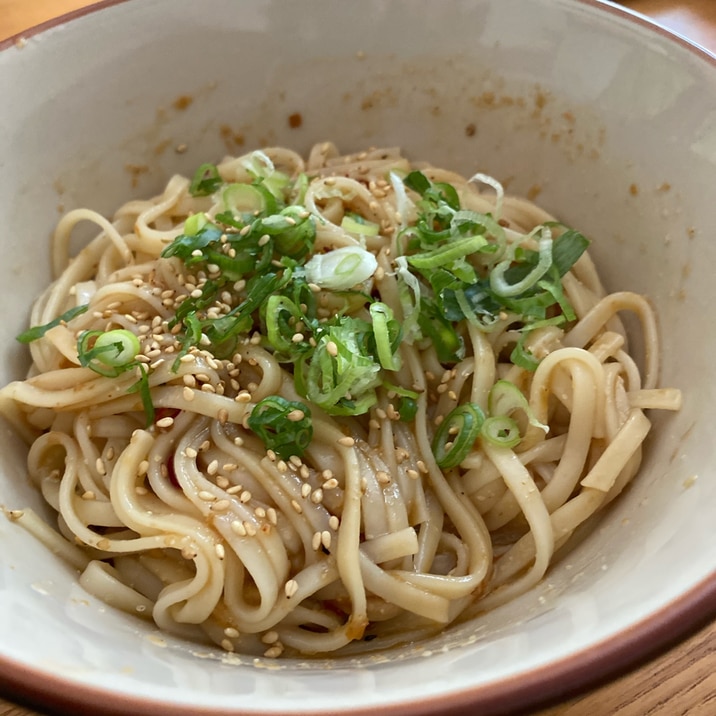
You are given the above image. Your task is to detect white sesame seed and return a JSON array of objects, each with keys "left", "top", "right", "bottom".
[
  {"left": 239, "top": 490, "right": 252, "bottom": 503},
  {"left": 212, "top": 499, "right": 231, "bottom": 512},
  {"left": 321, "top": 530, "right": 332, "bottom": 549},
  {"left": 337, "top": 436, "right": 355, "bottom": 447},
  {"left": 215, "top": 543, "right": 226, "bottom": 559},
  {"left": 328, "top": 515, "right": 340, "bottom": 531},
  {"left": 198, "top": 491, "right": 216, "bottom": 502},
  {"left": 311, "top": 489, "right": 324, "bottom": 504},
  {"left": 231, "top": 520, "right": 247, "bottom": 536},
  {"left": 183, "top": 386, "right": 195, "bottom": 401},
  {"left": 284, "top": 580, "right": 299, "bottom": 598},
  {"left": 185, "top": 447, "right": 198, "bottom": 459},
  {"left": 322, "top": 477, "right": 339, "bottom": 490},
  {"left": 224, "top": 627, "right": 240, "bottom": 639},
  {"left": 261, "top": 630, "right": 279, "bottom": 644},
  {"left": 156, "top": 416, "right": 175, "bottom": 429},
  {"left": 221, "top": 639, "right": 235, "bottom": 652},
  {"left": 326, "top": 340, "right": 338, "bottom": 357},
  {"left": 291, "top": 499, "right": 303, "bottom": 514},
  {"left": 207, "top": 459, "right": 219, "bottom": 476},
  {"left": 95, "top": 458, "right": 106, "bottom": 476},
  {"left": 312, "top": 531, "right": 322, "bottom": 551},
  {"left": 267, "top": 508, "right": 278, "bottom": 525},
  {"left": 263, "top": 644, "right": 283, "bottom": 658},
  {"left": 286, "top": 409, "right": 305, "bottom": 422}
]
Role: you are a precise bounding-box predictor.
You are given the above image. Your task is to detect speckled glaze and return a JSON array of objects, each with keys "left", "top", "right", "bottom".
[{"left": 1, "top": 1, "right": 715, "bottom": 714}]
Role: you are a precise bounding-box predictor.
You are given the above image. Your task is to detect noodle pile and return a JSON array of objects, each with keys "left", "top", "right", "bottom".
[{"left": 0, "top": 143, "right": 681, "bottom": 657}]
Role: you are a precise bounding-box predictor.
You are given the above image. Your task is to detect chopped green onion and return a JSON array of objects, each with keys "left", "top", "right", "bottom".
[
  {"left": 269, "top": 206, "right": 316, "bottom": 259},
  {"left": 491, "top": 229, "right": 553, "bottom": 297},
  {"left": 510, "top": 335, "right": 541, "bottom": 371},
  {"left": 76, "top": 329, "right": 154, "bottom": 425},
  {"left": 127, "top": 363, "right": 155, "bottom": 427},
  {"left": 16, "top": 304, "right": 89, "bottom": 344},
  {"left": 341, "top": 213, "right": 380, "bottom": 237},
  {"left": 303, "top": 318, "right": 381, "bottom": 415},
  {"left": 222, "top": 183, "right": 274, "bottom": 215},
  {"left": 247, "top": 395, "right": 313, "bottom": 460},
  {"left": 382, "top": 381, "right": 419, "bottom": 400},
  {"left": 265, "top": 294, "right": 312, "bottom": 359},
  {"left": 394, "top": 256, "right": 422, "bottom": 343},
  {"left": 550, "top": 227, "right": 590, "bottom": 276},
  {"left": 417, "top": 299, "right": 465, "bottom": 363},
  {"left": 161, "top": 223, "right": 224, "bottom": 260},
  {"left": 183, "top": 212, "right": 209, "bottom": 237},
  {"left": 189, "top": 163, "right": 222, "bottom": 197},
  {"left": 407, "top": 234, "right": 488, "bottom": 270},
  {"left": 481, "top": 415, "right": 521, "bottom": 448},
  {"left": 304, "top": 246, "right": 377, "bottom": 291},
  {"left": 369, "top": 302, "right": 401, "bottom": 371},
  {"left": 77, "top": 329, "right": 141, "bottom": 377},
  {"left": 397, "top": 396, "right": 418, "bottom": 422},
  {"left": 468, "top": 172, "right": 505, "bottom": 220},
  {"left": 432, "top": 403, "right": 485, "bottom": 469}
]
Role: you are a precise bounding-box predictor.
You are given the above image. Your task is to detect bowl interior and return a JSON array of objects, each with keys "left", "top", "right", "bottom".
[{"left": 0, "top": 0, "right": 714, "bottom": 713}]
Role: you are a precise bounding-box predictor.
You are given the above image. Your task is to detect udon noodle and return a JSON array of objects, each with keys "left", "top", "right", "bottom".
[{"left": 0, "top": 144, "right": 681, "bottom": 657}]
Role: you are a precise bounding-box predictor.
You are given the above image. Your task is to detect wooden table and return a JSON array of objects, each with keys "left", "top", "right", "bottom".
[{"left": 0, "top": 1, "right": 715, "bottom": 715}]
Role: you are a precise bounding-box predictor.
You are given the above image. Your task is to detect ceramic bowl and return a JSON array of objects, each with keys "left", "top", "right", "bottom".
[{"left": 1, "top": 1, "right": 714, "bottom": 714}]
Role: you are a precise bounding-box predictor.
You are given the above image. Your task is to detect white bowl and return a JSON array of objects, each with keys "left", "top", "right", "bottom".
[{"left": 0, "top": 0, "right": 714, "bottom": 713}]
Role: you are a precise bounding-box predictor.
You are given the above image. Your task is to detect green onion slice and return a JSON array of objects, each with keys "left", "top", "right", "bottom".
[
  {"left": 369, "top": 302, "right": 401, "bottom": 371},
  {"left": 189, "top": 163, "right": 222, "bottom": 197},
  {"left": 488, "top": 379, "right": 548, "bottom": 434},
  {"left": 491, "top": 229, "right": 553, "bottom": 297},
  {"left": 77, "top": 329, "right": 141, "bottom": 377},
  {"left": 341, "top": 213, "right": 380, "bottom": 237},
  {"left": 16, "top": 304, "right": 89, "bottom": 344},
  {"left": 304, "top": 246, "right": 377, "bottom": 291},
  {"left": 432, "top": 403, "right": 485, "bottom": 469},
  {"left": 247, "top": 395, "right": 313, "bottom": 460},
  {"left": 480, "top": 415, "right": 521, "bottom": 448}
]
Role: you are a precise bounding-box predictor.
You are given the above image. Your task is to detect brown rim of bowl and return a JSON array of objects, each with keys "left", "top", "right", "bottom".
[{"left": 1, "top": 0, "right": 715, "bottom": 714}]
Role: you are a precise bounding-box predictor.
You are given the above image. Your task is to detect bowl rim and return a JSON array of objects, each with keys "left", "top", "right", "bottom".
[{"left": 1, "top": 0, "right": 715, "bottom": 714}]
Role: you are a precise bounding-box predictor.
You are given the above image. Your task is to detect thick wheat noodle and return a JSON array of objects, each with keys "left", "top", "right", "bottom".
[{"left": 0, "top": 143, "right": 681, "bottom": 657}]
